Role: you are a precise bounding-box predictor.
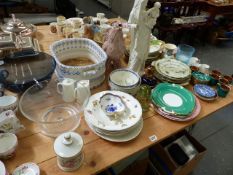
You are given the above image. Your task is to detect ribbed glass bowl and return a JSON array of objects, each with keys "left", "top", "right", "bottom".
[{"left": 19, "top": 79, "right": 86, "bottom": 137}]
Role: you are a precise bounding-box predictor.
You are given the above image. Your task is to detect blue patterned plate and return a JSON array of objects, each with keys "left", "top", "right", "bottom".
[{"left": 193, "top": 84, "right": 216, "bottom": 98}]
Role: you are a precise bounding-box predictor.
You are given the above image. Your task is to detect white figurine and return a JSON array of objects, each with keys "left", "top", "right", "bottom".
[{"left": 128, "top": 0, "right": 161, "bottom": 74}]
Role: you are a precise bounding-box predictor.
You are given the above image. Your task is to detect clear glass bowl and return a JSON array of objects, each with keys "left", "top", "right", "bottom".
[{"left": 19, "top": 79, "right": 86, "bottom": 137}]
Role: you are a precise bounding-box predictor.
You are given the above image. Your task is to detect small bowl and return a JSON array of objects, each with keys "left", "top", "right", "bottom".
[
  {"left": 109, "top": 69, "right": 140, "bottom": 88},
  {"left": 0, "top": 133, "right": 18, "bottom": 159},
  {"left": 223, "top": 75, "right": 233, "bottom": 84},
  {"left": 99, "top": 93, "right": 126, "bottom": 117},
  {"left": 12, "top": 162, "right": 40, "bottom": 175},
  {"left": 217, "top": 83, "right": 231, "bottom": 97},
  {"left": 0, "top": 96, "right": 18, "bottom": 113},
  {"left": 109, "top": 69, "right": 141, "bottom": 95}
]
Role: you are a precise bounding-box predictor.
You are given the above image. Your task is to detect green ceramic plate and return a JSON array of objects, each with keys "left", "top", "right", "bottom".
[{"left": 151, "top": 83, "right": 195, "bottom": 115}]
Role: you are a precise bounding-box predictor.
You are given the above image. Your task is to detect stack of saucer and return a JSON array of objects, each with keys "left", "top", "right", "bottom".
[
  {"left": 84, "top": 91, "right": 143, "bottom": 142},
  {"left": 151, "top": 59, "right": 191, "bottom": 86},
  {"left": 151, "top": 83, "right": 201, "bottom": 122},
  {"left": 193, "top": 84, "right": 217, "bottom": 101}
]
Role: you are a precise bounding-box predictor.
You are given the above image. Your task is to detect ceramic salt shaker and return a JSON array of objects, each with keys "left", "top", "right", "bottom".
[{"left": 54, "top": 132, "right": 84, "bottom": 172}]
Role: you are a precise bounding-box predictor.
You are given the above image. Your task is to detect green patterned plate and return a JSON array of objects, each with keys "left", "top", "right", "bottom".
[{"left": 151, "top": 83, "right": 195, "bottom": 115}]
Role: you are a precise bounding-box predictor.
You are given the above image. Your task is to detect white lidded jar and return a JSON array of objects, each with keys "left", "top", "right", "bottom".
[{"left": 54, "top": 132, "right": 84, "bottom": 172}]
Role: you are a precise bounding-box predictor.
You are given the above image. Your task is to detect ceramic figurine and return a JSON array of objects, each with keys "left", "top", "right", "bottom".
[
  {"left": 102, "top": 28, "right": 126, "bottom": 75},
  {"left": 127, "top": 0, "right": 161, "bottom": 75},
  {"left": 83, "top": 24, "right": 94, "bottom": 40}
]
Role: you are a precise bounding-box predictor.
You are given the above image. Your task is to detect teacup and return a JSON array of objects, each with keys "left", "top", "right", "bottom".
[
  {"left": 97, "top": 13, "right": 105, "bottom": 19},
  {"left": 211, "top": 70, "right": 221, "bottom": 77},
  {"left": 0, "top": 96, "right": 18, "bottom": 113},
  {"left": 217, "top": 83, "right": 230, "bottom": 97},
  {"left": 163, "top": 43, "right": 177, "bottom": 57},
  {"left": 223, "top": 75, "right": 233, "bottom": 84},
  {"left": 219, "top": 78, "right": 230, "bottom": 85},
  {"left": 199, "top": 64, "right": 210, "bottom": 74},
  {"left": 0, "top": 133, "right": 18, "bottom": 159},
  {"left": 209, "top": 73, "right": 220, "bottom": 86}
]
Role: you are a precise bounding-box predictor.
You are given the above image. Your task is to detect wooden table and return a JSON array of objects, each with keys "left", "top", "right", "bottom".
[{"left": 3, "top": 26, "right": 233, "bottom": 175}]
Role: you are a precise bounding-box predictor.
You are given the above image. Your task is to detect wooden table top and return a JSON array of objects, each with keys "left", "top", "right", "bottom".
[{"left": 3, "top": 26, "right": 233, "bottom": 175}]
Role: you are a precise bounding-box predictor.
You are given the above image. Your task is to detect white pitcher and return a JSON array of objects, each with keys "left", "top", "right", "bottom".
[
  {"left": 75, "top": 80, "right": 91, "bottom": 105},
  {"left": 57, "top": 78, "right": 77, "bottom": 103}
]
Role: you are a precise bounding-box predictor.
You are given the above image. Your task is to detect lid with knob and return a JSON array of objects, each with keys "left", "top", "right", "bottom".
[{"left": 54, "top": 132, "right": 83, "bottom": 158}]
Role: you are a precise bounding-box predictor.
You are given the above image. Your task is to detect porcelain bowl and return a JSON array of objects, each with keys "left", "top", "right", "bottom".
[
  {"left": 0, "top": 96, "right": 18, "bottom": 113},
  {"left": 50, "top": 38, "right": 107, "bottom": 88},
  {"left": 108, "top": 69, "right": 141, "bottom": 95},
  {"left": 0, "top": 133, "right": 18, "bottom": 159}
]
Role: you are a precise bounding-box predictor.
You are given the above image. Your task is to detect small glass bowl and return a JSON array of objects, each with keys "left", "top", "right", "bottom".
[{"left": 19, "top": 80, "right": 85, "bottom": 137}]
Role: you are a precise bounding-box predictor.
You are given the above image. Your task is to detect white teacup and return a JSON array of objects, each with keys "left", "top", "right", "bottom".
[
  {"left": 97, "top": 13, "right": 105, "bottom": 19},
  {"left": 0, "top": 96, "right": 18, "bottom": 113},
  {"left": 188, "top": 57, "right": 200, "bottom": 66},
  {"left": 199, "top": 64, "right": 210, "bottom": 74},
  {"left": 57, "top": 78, "right": 77, "bottom": 103}
]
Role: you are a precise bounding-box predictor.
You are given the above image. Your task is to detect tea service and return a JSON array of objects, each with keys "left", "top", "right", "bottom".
[{"left": 57, "top": 78, "right": 91, "bottom": 104}]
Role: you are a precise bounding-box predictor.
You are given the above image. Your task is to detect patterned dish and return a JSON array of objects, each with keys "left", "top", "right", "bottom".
[
  {"left": 50, "top": 38, "right": 107, "bottom": 88},
  {"left": 12, "top": 162, "right": 40, "bottom": 175},
  {"left": 152, "top": 58, "right": 191, "bottom": 80},
  {"left": 84, "top": 91, "right": 142, "bottom": 132},
  {"left": 193, "top": 84, "right": 217, "bottom": 98}
]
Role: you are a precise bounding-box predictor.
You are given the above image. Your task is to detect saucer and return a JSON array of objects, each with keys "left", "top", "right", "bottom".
[{"left": 193, "top": 84, "right": 216, "bottom": 98}]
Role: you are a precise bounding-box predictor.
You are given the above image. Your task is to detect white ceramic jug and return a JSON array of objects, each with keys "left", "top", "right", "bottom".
[
  {"left": 75, "top": 80, "right": 91, "bottom": 105},
  {"left": 57, "top": 78, "right": 77, "bottom": 102}
]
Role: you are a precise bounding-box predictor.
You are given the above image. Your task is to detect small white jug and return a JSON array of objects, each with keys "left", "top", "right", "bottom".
[
  {"left": 188, "top": 57, "right": 200, "bottom": 66},
  {"left": 75, "top": 80, "right": 91, "bottom": 105},
  {"left": 199, "top": 64, "right": 210, "bottom": 74},
  {"left": 57, "top": 78, "right": 77, "bottom": 103}
]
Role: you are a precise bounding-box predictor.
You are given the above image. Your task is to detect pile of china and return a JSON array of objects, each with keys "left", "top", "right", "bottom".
[
  {"left": 151, "top": 83, "right": 201, "bottom": 122},
  {"left": 84, "top": 91, "right": 143, "bottom": 142},
  {"left": 151, "top": 58, "right": 191, "bottom": 86}
]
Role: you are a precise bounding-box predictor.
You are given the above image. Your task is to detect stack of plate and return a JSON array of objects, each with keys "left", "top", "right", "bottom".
[
  {"left": 84, "top": 91, "right": 143, "bottom": 142},
  {"left": 193, "top": 84, "right": 217, "bottom": 101},
  {"left": 151, "top": 83, "right": 201, "bottom": 122},
  {"left": 151, "top": 59, "right": 191, "bottom": 86}
]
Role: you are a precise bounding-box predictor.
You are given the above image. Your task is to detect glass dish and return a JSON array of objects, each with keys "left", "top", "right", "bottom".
[{"left": 19, "top": 79, "right": 86, "bottom": 137}]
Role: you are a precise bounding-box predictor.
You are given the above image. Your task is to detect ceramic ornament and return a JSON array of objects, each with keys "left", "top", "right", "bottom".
[
  {"left": 128, "top": 0, "right": 161, "bottom": 74},
  {"left": 102, "top": 28, "right": 126, "bottom": 75}
]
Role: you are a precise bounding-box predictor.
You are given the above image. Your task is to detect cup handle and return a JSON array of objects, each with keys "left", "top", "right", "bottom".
[{"left": 57, "top": 83, "right": 63, "bottom": 94}]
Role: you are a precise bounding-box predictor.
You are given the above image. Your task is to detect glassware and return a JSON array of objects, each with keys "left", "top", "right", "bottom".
[
  {"left": 135, "top": 85, "right": 151, "bottom": 112},
  {"left": 176, "top": 44, "right": 195, "bottom": 64}
]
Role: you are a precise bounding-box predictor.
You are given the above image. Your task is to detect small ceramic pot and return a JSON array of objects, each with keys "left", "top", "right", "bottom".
[
  {"left": 217, "top": 83, "right": 231, "bottom": 97},
  {"left": 223, "top": 75, "right": 233, "bottom": 84},
  {"left": 54, "top": 132, "right": 84, "bottom": 172},
  {"left": 0, "top": 96, "right": 18, "bottom": 113},
  {"left": 211, "top": 70, "right": 222, "bottom": 77},
  {"left": 209, "top": 73, "right": 220, "bottom": 86},
  {"left": 0, "top": 133, "right": 18, "bottom": 159}
]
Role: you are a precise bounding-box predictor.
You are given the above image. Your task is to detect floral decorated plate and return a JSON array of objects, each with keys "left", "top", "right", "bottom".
[
  {"left": 86, "top": 118, "right": 143, "bottom": 142},
  {"left": 152, "top": 58, "right": 191, "bottom": 80},
  {"left": 151, "top": 83, "right": 195, "bottom": 116},
  {"left": 193, "top": 84, "right": 217, "bottom": 98},
  {"left": 84, "top": 91, "right": 142, "bottom": 131},
  {"left": 12, "top": 162, "right": 40, "bottom": 175}
]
